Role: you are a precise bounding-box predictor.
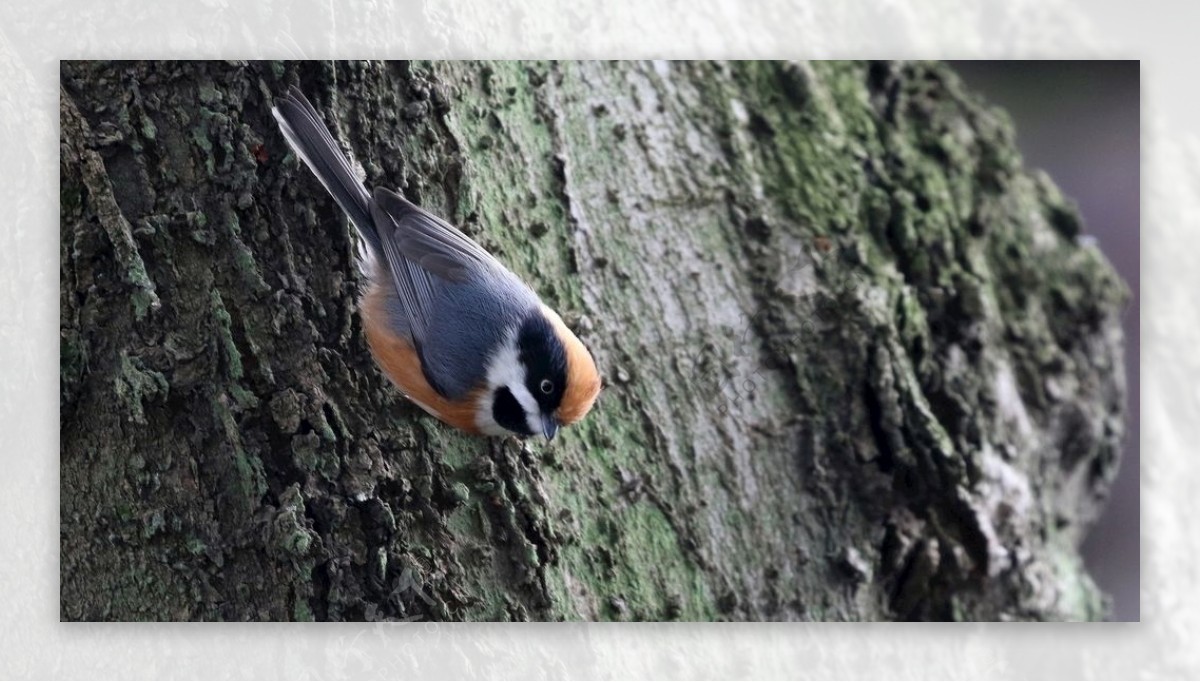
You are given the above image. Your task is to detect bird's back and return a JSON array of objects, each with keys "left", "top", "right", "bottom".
[{"left": 367, "top": 260, "right": 539, "bottom": 399}]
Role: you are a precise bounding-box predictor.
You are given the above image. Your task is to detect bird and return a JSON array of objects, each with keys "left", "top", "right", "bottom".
[{"left": 272, "top": 86, "right": 601, "bottom": 440}]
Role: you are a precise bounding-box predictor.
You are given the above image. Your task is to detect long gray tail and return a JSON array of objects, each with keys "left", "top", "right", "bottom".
[{"left": 272, "top": 87, "right": 383, "bottom": 257}]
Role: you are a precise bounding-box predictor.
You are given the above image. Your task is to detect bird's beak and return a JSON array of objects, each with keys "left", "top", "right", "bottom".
[{"left": 542, "top": 415, "right": 560, "bottom": 441}]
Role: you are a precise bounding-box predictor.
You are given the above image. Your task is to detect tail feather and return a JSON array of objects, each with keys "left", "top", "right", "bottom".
[{"left": 272, "top": 87, "right": 383, "bottom": 257}]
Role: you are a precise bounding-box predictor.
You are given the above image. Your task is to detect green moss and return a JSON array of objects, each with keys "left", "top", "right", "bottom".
[
  {"left": 141, "top": 114, "right": 157, "bottom": 141},
  {"left": 312, "top": 403, "right": 338, "bottom": 443},
  {"left": 208, "top": 289, "right": 243, "bottom": 380},
  {"left": 113, "top": 351, "right": 169, "bottom": 425},
  {"left": 282, "top": 528, "right": 312, "bottom": 555},
  {"left": 291, "top": 432, "right": 339, "bottom": 481},
  {"left": 211, "top": 392, "right": 266, "bottom": 505},
  {"left": 292, "top": 597, "right": 314, "bottom": 622},
  {"left": 228, "top": 383, "right": 259, "bottom": 411},
  {"left": 198, "top": 81, "right": 221, "bottom": 105},
  {"left": 1048, "top": 545, "right": 1108, "bottom": 621},
  {"left": 224, "top": 209, "right": 270, "bottom": 294},
  {"left": 191, "top": 124, "right": 215, "bottom": 176}
]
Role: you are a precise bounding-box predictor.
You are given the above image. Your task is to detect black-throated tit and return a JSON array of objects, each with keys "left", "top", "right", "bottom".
[{"left": 273, "top": 87, "right": 601, "bottom": 439}]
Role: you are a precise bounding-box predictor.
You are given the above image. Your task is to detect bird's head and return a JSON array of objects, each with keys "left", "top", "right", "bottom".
[{"left": 483, "top": 306, "right": 600, "bottom": 440}]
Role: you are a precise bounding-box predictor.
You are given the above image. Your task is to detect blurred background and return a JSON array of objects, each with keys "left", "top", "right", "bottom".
[{"left": 949, "top": 61, "right": 1140, "bottom": 621}]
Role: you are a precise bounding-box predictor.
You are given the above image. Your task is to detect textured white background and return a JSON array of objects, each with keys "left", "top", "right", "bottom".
[{"left": 1, "top": 0, "right": 1191, "bottom": 678}]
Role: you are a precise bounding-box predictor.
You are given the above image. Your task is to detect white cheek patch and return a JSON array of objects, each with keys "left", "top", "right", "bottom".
[
  {"left": 521, "top": 394, "right": 542, "bottom": 435},
  {"left": 473, "top": 392, "right": 509, "bottom": 436},
  {"left": 476, "top": 326, "right": 542, "bottom": 435}
]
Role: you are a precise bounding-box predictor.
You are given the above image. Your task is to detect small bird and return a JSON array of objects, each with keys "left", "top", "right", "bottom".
[{"left": 273, "top": 87, "right": 600, "bottom": 439}]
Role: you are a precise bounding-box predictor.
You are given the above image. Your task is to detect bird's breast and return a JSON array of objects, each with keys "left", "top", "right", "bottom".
[{"left": 360, "top": 283, "right": 485, "bottom": 434}]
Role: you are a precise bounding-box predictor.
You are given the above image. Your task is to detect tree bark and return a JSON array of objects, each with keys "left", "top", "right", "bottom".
[{"left": 59, "top": 60, "right": 1128, "bottom": 621}]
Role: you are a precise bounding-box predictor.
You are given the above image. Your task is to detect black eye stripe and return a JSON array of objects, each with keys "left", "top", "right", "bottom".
[{"left": 516, "top": 313, "right": 568, "bottom": 414}]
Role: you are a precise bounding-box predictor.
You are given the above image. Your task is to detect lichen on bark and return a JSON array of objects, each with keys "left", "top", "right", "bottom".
[{"left": 60, "top": 60, "right": 1126, "bottom": 621}]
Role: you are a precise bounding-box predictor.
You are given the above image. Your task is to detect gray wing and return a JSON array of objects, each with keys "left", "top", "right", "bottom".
[
  {"left": 373, "top": 187, "right": 501, "bottom": 280},
  {"left": 369, "top": 198, "right": 440, "bottom": 349},
  {"left": 369, "top": 187, "right": 538, "bottom": 398}
]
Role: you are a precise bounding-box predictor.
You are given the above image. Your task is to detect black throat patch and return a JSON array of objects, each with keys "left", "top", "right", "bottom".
[{"left": 491, "top": 386, "right": 532, "bottom": 436}]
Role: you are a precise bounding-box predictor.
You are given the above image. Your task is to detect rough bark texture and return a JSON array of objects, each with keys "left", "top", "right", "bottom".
[{"left": 59, "top": 60, "right": 1127, "bottom": 622}]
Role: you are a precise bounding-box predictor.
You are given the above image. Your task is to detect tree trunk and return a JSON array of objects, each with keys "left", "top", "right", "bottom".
[{"left": 59, "top": 60, "right": 1127, "bottom": 622}]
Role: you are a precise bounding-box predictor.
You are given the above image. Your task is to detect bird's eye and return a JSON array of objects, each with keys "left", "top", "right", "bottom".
[{"left": 539, "top": 379, "right": 554, "bottom": 394}]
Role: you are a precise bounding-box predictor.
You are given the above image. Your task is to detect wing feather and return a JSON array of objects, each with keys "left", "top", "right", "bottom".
[
  {"left": 370, "top": 201, "right": 438, "bottom": 349},
  {"left": 373, "top": 187, "right": 500, "bottom": 281}
]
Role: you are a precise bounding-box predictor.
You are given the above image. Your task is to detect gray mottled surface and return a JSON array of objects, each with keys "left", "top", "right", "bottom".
[{"left": 0, "top": 1, "right": 1192, "bottom": 680}]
